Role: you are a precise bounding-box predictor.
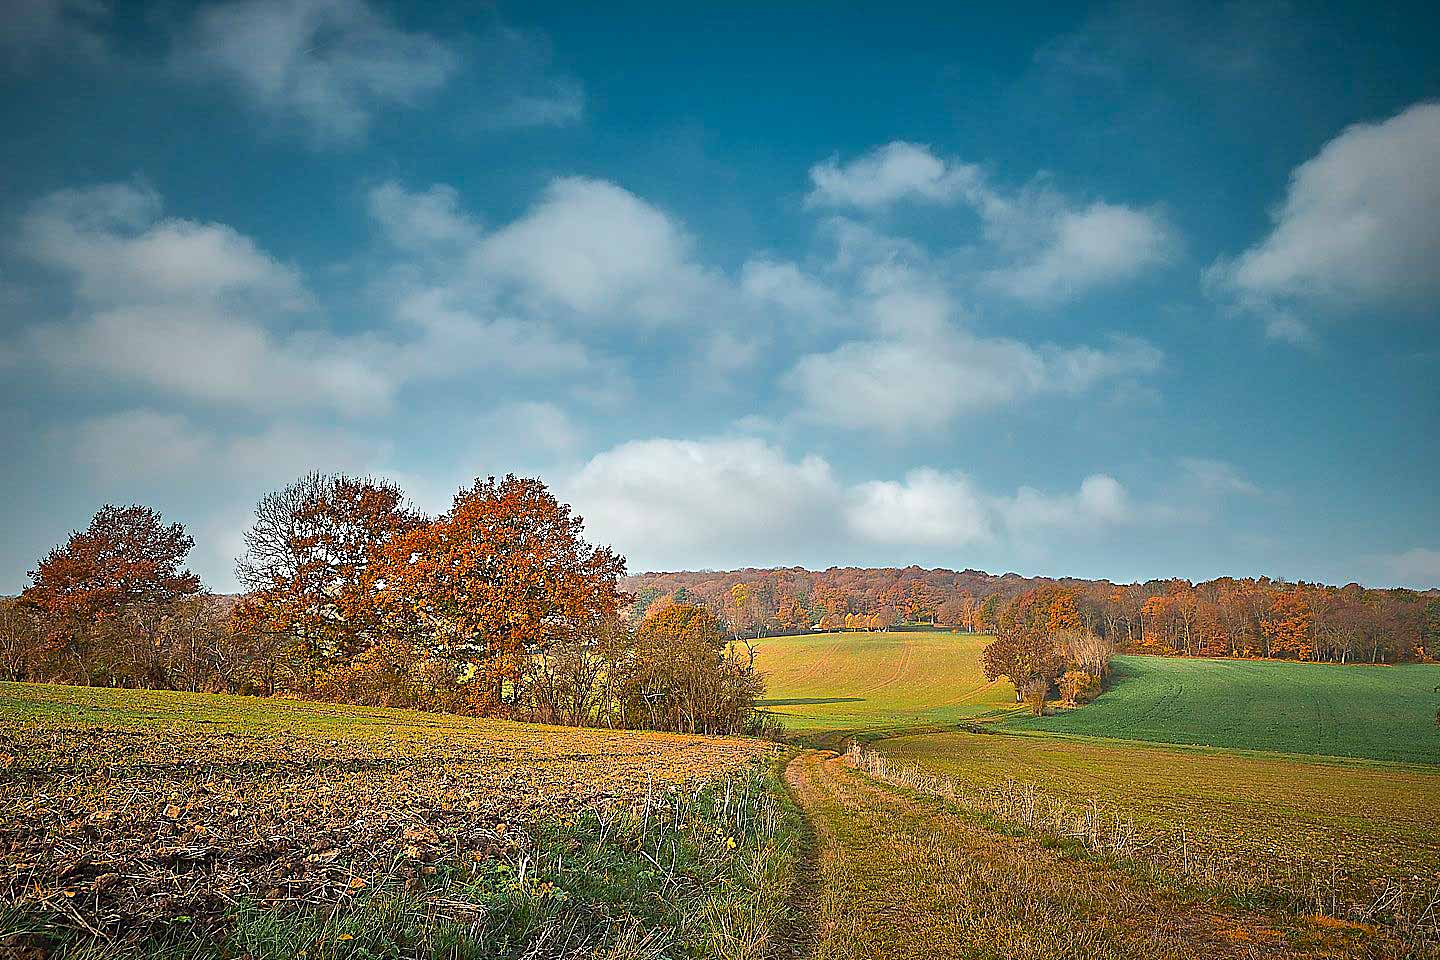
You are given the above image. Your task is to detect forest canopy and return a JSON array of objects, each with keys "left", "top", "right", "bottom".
[{"left": 624, "top": 566, "right": 1439, "bottom": 665}]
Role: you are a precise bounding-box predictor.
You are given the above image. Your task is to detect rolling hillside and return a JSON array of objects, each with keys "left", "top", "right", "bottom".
[
  {"left": 752, "top": 630, "right": 1015, "bottom": 732},
  {"left": 1008, "top": 654, "right": 1440, "bottom": 763}
]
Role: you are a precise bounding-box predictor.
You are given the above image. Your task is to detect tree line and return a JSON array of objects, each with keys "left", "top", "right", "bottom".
[
  {"left": 2, "top": 474, "right": 764, "bottom": 736},
  {"left": 626, "top": 567, "right": 1439, "bottom": 664}
]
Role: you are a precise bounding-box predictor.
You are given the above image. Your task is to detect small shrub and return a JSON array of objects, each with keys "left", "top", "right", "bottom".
[{"left": 1058, "top": 670, "right": 1101, "bottom": 706}]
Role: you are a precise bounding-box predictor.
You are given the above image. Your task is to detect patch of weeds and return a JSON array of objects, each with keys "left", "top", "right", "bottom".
[{"left": 0, "top": 767, "right": 804, "bottom": 960}]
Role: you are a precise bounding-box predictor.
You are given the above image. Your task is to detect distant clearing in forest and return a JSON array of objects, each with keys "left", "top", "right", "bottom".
[{"left": 751, "top": 630, "right": 1015, "bottom": 733}]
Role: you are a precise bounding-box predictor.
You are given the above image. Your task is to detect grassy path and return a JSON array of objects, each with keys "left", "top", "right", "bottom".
[{"left": 782, "top": 750, "right": 1394, "bottom": 960}]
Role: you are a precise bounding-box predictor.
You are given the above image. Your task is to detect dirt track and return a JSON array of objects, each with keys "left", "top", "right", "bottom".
[{"left": 781, "top": 749, "right": 1398, "bottom": 960}]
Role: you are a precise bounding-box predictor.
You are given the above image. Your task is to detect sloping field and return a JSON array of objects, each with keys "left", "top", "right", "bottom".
[
  {"left": 882, "top": 730, "right": 1440, "bottom": 907},
  {"left": 0, "top": 682, "right": 776, "bottom": 951},
  {"left": 752, "top": 630, "right": 1014, "bottom": 733},
  {"left": 787, "top": 749, "right": 1414, "bottom": 959},
  {"left": 1007, "top": 654, "right": 1440, "bottom": 763}
]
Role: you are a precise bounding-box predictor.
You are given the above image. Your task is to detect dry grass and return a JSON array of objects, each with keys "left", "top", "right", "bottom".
[
  {"left": 881, "top": 731, "right": 1440, "bottom": 931},
  {"left": 842, "top": 744, "right": 1438, "bottom": 958},
  {"left": 786, "top": 750, "right": 1418, "bottom": 959}
]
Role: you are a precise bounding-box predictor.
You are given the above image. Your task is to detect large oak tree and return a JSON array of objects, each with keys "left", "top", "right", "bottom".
[{"left": 373, "top": 475, "right": 626, "bottom": 713}]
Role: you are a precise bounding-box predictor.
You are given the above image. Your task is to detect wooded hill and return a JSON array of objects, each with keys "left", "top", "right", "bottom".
[{"left": 622, "top": 566, "right": 1440, "bottom": 664}]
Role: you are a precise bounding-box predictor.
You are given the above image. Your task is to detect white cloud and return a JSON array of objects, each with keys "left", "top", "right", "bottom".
[
  {"left": 988, "top": 201, "right": 1175, "bottom": 303},
  {"left": 778, "top": 225, "right": 1162, "bottom": 434},
  {"left": 1215, "top": 101, "right": 1440, "bottom": 313},
  {"left": 999, "top": 474, "right": 1133, "bottom": 535},
  {"left": 1262, "top": 310, "right": 1311, "bottom": 345},
  {"left": 173, "top": 0, "right": 459, "bottom": 143},
  {"left": 807, "top": 141, "right": 1176, "bottom": 303},
  {"left": 567, "top": 437, "right": 1148, "bottom": 571},
  {"left": 786, "top": 317, "right": 1162, "bottom": 434},
  {"left": 18, "top": 182, "right": 605, "bottom": 415},
  {"left": 739, "top": 258, "right": 840, "bottom": 324},
  {"left": 21, "top": 184, "right": 306, "bottom": 309},
  {"left": 19, "top": 184, "right": 390, "bottom": 414},
  {"left": 807, "top": 141, "right": 983, "bottom": 210},
  {"left": 367, "top": 182, "right": 481, "bottom": 253},
  {"left": 786, "top": 332, "right": 1031, "bottom": 432},
  {"left": 476, "top": 177, "right": 719, "bottom": 322},
  {"left": 566, "top": 438, "right": 841, "bottom": 568},
  {"left": 1, "top": 0, "right": 108, "bottom": 69},
  {"left": 847, "top": 469, "right": 992, "bottom": 546},
  {"left": 31, "top": 305, "right": 392, "bottom": 414},
  {"left": 382, "top": 286, "right": 594, "bottom": 379}
]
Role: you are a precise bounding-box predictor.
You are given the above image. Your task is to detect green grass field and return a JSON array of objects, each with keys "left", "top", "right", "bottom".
[
  {"left": 1007, "top": 654, "right": 1440, "bottom": 763},
  {"left": 752, "top": 630, "right": 1016, "bottom": 733}
]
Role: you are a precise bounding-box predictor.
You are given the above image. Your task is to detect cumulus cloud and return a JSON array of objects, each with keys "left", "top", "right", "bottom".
[
  {"left": 18, "top": 184, "right": 394, "bottom": 414},
  {"left": 17, "top": 182, "right": 606, "bottom": 415},
  {"left": 367, "top": 181, "right": 481, "bottom": 253},
  {"left": 999, "top": 474, "right": 1132, "bottom": 535},
  {"left": 1214, "top": 101, "right": 1440, "bottom": 320},
  {"left": 848, "top": 469, "right": 992, "bottom": 546},
  {"left": 807, "top": 141, "right": 984, "bottom": 210},
  {"left": 739, "top": 258, "right": 841, "bottom": 325},
  {"left": 566, "top": 438, "right": 841, "bottom": 568},
  {"left": 21, "top": 183, "right": 306, "bottom": 309},
  {"left": 476, "top": 177, "right": 720, "bottom": 322},
  {"left": 784, "top": 264, "right": 1162, "bottom": 434},
  {"left": 31, "top": 305, "right": 393, "bottom": 414},
  {"left": 786, "top": 332, "right": 1035, "bottom": 432},
  {"left": 805, "top": 141, "right": 1176, "bottom": 303},
  {"left": 566, "top": 437, "right": 1148, "bottom": 571},
  {"left": 173, "top": 0, "right": 459, "bottom": 143},
  {"left": 987, "top": 201, "right": 1175, "bottom": 302}
]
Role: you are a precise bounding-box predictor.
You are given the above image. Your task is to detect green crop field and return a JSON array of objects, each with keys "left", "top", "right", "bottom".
[
  {"left": 751, "top": 630, "right": 1016, "bottom": 733},
  {"left": 1006, "top": 653, "right": 1440, "bottom": 763}
]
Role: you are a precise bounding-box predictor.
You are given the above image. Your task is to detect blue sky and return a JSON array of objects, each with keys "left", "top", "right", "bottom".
[{"left": 1, "top": 0, "right": 1437, "bottom": 592}]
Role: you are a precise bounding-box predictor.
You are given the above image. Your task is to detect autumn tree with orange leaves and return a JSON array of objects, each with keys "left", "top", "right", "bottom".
[
  {"left": 232, "top": 473, "right": 423, "bottom": 690},
  {"left": 982, "top": 587, "right": 1106, "bottom": 705},
  {"left": 373, "top": 475, "right": 626, "bottom": 715},
  {"left": 20, "top": 505, "right": 201, "bottom": 685}
]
